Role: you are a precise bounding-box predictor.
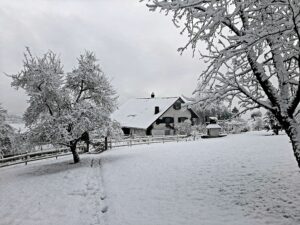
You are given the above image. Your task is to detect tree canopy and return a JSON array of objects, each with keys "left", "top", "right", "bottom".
[
  {"left": 11, "top": 49, "right": 118, "bottom": 163},
  {"left": 146, "top": 0, "right": 300, "bottom": 167},
  {"left": 0, "top": 104, "right": 14, "bottom": 157}
]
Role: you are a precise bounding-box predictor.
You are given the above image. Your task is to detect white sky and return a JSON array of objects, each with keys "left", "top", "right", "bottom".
[{"left": 0, "top": 0, "right": 206, "bottom": 115}]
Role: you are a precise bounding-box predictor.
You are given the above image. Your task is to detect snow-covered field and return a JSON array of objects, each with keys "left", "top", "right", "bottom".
[
  {"left": 1, "top": 131, "right": 300, "bottom": 225},
  {"left": 0, "top": 155, "right": 107, "bottom": 225}
]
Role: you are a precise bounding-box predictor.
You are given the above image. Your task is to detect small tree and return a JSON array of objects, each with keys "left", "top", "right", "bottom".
[
  {"left": 194, "top": 102, "right": 232, "bottom": 124},
  {"left": 264, "top": 111, "right": 282, "bottom": 135},
  {"left": 11, "top": 49, "right": 117, "bottom": 163},
  {"left": 191, "top": 86, "right": 232, "bottom": 123},
  {"left": 146, "top": 0, "right": 300, "bottom": 167},
  {"left": 0, "top": 104, "right": 14, "bottom": 157}
]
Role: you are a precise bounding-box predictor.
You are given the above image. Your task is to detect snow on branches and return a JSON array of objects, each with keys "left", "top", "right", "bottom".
[
  {"left": 146, "top": 0, "right": 300, "bottom": 167},
  {"left": 11, "top": 49, "right": 118, "bottom": 163},
  {"left": 147, "top": 0, "right": 300, "bottom": 112},
  {"left": 0, "top": 104, "right": 14, "bottom": 157}
]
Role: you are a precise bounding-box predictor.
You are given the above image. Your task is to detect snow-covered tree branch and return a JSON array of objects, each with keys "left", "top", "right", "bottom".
[
  {"left": 11, "top": 49, "right": 118, "bottom": 163},
  {"left": 146, "top": 0, "right": 300, "bottom": 167}
]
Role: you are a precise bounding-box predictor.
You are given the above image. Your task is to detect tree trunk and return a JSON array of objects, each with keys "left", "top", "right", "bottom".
[
  {"left": 81, "top": 131, "right": 90, "bottom": 153},
  {"left": 273, "top": 128, "right": 279, "bottom": 135},
  {"left": 278, "top": 116, "right": 300, "bottom": 168},
  {"left": 86, "top": 140, "right": 90, "bottom": 153},
  {"left": 70, "top": 141, "right": 80, "bottom": 163}
]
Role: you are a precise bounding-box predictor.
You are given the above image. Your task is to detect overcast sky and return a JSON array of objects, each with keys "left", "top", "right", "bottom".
[{"left": 0, "top": 0, "right": 206, "bottom": 116}]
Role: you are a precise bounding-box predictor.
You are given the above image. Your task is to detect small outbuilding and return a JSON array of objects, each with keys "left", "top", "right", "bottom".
[
  {"left": 206, "top": 124, "right": 222, "bottom": 137},
  {"left": 202, "top": 117, "right": 226, "bottom": 138}
]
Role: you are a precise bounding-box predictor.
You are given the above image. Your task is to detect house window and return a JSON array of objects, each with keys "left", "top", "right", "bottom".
[
  {"left": 162, "top": 117, "right": 174, "bottom": 124},
  {"left": 122, "top": 127, "right": 131, "bottom": 135},
  {"left": 178, "top": 117, "right": 188, "bottom": 123},
  {"left": 173, "top": 101, "right": 181, "bottom": 110}
]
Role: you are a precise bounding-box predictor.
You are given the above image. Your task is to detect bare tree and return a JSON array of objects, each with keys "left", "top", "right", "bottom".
[{"left": 146, "top": 0, "right": 300, "bottom": 167}]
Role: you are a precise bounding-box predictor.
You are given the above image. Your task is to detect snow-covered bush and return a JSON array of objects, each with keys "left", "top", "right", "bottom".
[
  {"left": 192, "top": 99, "right": 232, "bottom": 124},
  {"left": 264, "top": 111, "right": 282, "bottom": 135},
  {"left": 0, "top": 104, "right": 15, "bottom": 157},
  {"left": 224, "top": 118, "right": 247, "bottom": 134},
  {"left": 175, "top": 120, "right": 192, "bottom": 135},
  {"left": 249, "top": 111, "right": 265, "bottom": 131},
  {"left": 11, "top": 49, "right": 117, "bottom": 163},
  {"left": 191, "top": 124, "right": 206, "bottom": 134},
  {"left": 253, "top": 117, "right": 264, "bottom": 131}
]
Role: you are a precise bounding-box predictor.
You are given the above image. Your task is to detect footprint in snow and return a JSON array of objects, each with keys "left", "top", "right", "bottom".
[{"left": 101, "top": 205, "right": 108, "bottom": 213}]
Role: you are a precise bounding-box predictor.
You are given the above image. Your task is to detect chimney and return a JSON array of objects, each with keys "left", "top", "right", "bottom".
[
  {"left": 151, "top": 92, "right": 155, "bottom": 98},
  {"left": 155, "top": 106, "right": 159, "bottom": 114}
]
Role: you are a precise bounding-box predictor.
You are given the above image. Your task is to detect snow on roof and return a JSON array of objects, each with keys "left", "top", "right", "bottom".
[
  {"left": 112, "top": 97, "right": 180, "bottom": 129},
  {"left": 206, "top": 124, "right": 221, "bottom": 129}
]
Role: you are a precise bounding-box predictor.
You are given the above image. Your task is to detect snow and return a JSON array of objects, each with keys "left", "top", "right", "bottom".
[
  {"left": 101, "top": 131, "right": 300, "bottom": 225},
  {"left": 1, "top": 131, "right": 300, "bottom": 225},
  {"left": 0, "top": 155, "right": 107, "bottom": 225},
  {"left": 206, "top": 123, "right": 222, "bottom": 129},
  {"left": 112, "top": 97, "right": 179, "bottom": 129}
]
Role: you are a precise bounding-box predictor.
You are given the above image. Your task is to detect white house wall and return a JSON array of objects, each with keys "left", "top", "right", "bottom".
[
  {"left": 152, "top": 106, "right": 192, "bottom": 135},
  {"left": 151, "top": 129, "right": 167, "bottom": 136},
  {"left": 131, "top": 128, "right": 146, "bottom": 136}
]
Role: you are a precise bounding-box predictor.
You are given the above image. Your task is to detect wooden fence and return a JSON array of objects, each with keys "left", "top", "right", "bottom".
[
  {"left": 101, "top": 134, "right": 198, "bottom": 149},
  {"left": 0, "top": 145, "right": 87, "bottom": 168},
  {"left": 0, "top": 134, "right": 202, "bottom": 168}
]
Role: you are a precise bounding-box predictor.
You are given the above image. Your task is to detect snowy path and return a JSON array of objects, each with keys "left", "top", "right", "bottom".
[
  {"left": 100, "top": 132, "right": 300, "bottom": 225},
  {"left": 0, "top": 155, "right": 107, "bottom": 225}
]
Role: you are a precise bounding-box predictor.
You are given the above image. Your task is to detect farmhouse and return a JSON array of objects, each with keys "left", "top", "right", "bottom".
[{"left": 112, "top": 93, "right": 199, "bottom": 136}]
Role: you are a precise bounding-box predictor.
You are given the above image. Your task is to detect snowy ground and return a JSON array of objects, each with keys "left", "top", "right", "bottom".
[
  {"left": 1, "top": 131, "right": 300, "bottom": 225},
  {"left": 0, "top": 155, "right": 107, "bottom": 225}
]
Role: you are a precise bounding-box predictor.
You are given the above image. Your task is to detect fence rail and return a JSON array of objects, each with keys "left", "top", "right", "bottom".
[
  {"left": 108, "top": 134, "right": 196, "bottom": 148},
  {"left": 0, "top": 145, "right": 87, "bottom": 168},
  {"left": 0, "top": 134, "right": 202, "bottom": 168}
]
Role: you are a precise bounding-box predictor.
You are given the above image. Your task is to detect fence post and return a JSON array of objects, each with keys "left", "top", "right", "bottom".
[
  {"left": 56, "top": 148, "right": 60, "bottom": 159},
  {"left": 25, "top": 151, "right": 29, "bottom": 165},
  {"left": 105, "top": 137, "right": 108, "bottom": 150}
]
